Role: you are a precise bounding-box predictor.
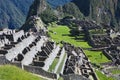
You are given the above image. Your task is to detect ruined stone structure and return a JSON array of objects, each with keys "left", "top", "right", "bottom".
[
  {"left": 63, "top": 43, "right": 98, "bottom": 80},
  {"left": 0, "top": 27, "right": 97, "bottom": 80},
  {"left": 0, "top": 28, "right": 68, "bottom": 79},
  {"left": 103, "top": 45, "right": 120, "bottom": 65}
]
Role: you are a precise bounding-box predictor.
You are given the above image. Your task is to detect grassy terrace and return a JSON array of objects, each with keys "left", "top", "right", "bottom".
[
  {"left": 57, "top": 53, "right": 67, "bottom": 73},
  {"left": 0, "top": 65, "right": 46, "bottom": 80},
  {"left": 89, "top": 29, "right": 106, "bottom": 34},
  {"left": 48, "top": 25, "right": 113, "bottom": 80},
  {"left": 49, "top": 57, "right": 59, "bottom": 72},
  {"left": 84, "top": 50, "right": 110, "bottom": 64},
  {"left": 95, "top": 70, "right": 115, "bottom": 80},
  {"left": 48, "top": 26, "right": 91, "bottom": 48}
]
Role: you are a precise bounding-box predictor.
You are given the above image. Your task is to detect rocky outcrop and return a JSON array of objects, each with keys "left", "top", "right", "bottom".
[
  {"left": 26, "top": 0, "right": 57, "bottom": 25},
  {"left": 21, "top": 0, "right": 46, "bottom": 32},
  {"left": 27, "top": 0, "right": 47, "bottom": 20},
  {"left": 21, "top": 16, "right": 44, "bottom": 32}
]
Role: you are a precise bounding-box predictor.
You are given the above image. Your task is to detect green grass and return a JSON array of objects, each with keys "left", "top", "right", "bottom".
[
  {"left": 89, "top": 29, "right": 106, "bottom": 34},
  {"left": 48, "top": 26, "right": 91, "bottom": 48},
  {"left": 84, "top": 50, "right": 111, "bottom": 64},
  {"left": 49, "top": 58, "right": 59, "bottom": 72},
  {"left": 0, "top": 65, "right": 46, "bottom": 80},
  {"left": 57, "top": 53, "right": 67, "bottom": 73},
  {"left": 58, "top": 77, "right": 64, "bottom": 80},
  {"left": 111, "top": 69, "right": 120, "bottom": 74},
  {"left": 95, "top": 70, "right": 115, "bottom": 80}
]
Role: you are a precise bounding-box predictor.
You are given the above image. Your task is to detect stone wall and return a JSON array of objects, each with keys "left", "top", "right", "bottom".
[
  {"left": 103, "top": 50, "right": 113, "bottom": 60},
  {"left": 43, "top": 45, "right": 60, "bottom": 71},
  {"left": 13, "top": 30, "right": 24, "bottom": 42},
  {"left": 60, "top": 53, "right": 67, "bottom": 74},
  {"left": 10, "top": 62, "right": 22, "bottom": 68},
  {"left": 22, "top": 37, "right": 46, "bottom": 65},
  {"left": 5, "top": 35, "right": 36, "bottom": 61},
  {"left": 24, "top": 65, "right": 58, "bottom": 79},
  {"left": 0, "top": 56, "right": 10, "bottom": 65}
]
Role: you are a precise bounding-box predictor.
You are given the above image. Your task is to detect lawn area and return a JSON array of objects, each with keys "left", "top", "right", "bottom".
[
  {"left": 95, "top": 70, "right": 115, "bottom": 80},
  {"left": 48, "top": 26, "right": 91, "bottom": 48},
  {"left": 49, "top": 57, "right": 59, "bottom": 72},
  {"left": 84, "top": 50, "right": 111, "bottom": 64},
  {"left": 0, "top": 65, "right": 46, "bottom": 80}
]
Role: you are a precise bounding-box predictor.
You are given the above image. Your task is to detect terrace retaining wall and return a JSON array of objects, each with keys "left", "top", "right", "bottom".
[
  {"left": 24, "top": 65, "right": 58, "bottom": 79},
  {"left": 102, "top": 50, "right": 113, "bottom": 60},
  {"left": 0, "top": 56, "right": 10, "bottom": 65}
]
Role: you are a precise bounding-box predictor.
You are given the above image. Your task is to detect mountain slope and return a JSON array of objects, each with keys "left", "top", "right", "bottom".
[
  {"left": 47, "top": 0, "right": 72, "bottom": 8},
  {"left": 46, "top": 0, "right": 120, "bottom": 28},
  {"left": 0, "top": 0, "right": 33, "bottom": 29},
  {"left": 26, "top": 0, "right": 57, "bottom": 24}
]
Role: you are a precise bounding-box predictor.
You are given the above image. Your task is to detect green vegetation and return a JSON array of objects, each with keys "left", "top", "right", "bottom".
[
  {"left": 84, "top": 50, "right": 111, "bottom": 64},
  {"left": 56, "top": 2, "right": 84, "bottom": 20},
  {"left": 89, "top": 29, "right": 106, "bottom": 34},
  {"left": 49, "top": 58, "right": 59, "bottom": 72},
  {"left": 40, "top": 5, "right": 58, "bottom": 24},
  {"left": 111, "top": 69, "right": 120, "bottom": 74},
  {"left": 48, "top": 26, "right": 91, "bottom": 48},
  {"left": 95, "top": 70, "right": 115, "bottom": 80},
  {"left": 0, "top": 65, "right": 46, "bottom": 80},
  {"left": 58, "top": 77, "right": 64, "bottom": 80},
  {"left": 57, "top": 53, "right": 67, "bottom": 73}
]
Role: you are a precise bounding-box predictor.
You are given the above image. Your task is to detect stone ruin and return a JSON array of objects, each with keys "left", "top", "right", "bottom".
[
  {"left": 103, "top": 45, "right": 120, "bottom": 65},
  {"left": 0, "top": 28, "right": 66, "bottom": 79},
  {"left": 0, "top": 27, "right": 99, "bottom": 80},
  {"left": 63, "top": 43, "right": 98, "bottom": 80},
  {"left": 73, "top": 20, "right": 120, "bottom": 49},
  {"left": 89, "top": 34, "right": 111, "bottom": 48}
]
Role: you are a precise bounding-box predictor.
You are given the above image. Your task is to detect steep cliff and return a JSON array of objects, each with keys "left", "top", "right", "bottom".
[
  {"left": 73, "top": 0, "right": 119, "bottom": 27},
  {"left": 47, "top": 0, "right": 72, "bottom": 8},
  {"left": 56, "top": 2, "right": 84, "bottom": 20}
]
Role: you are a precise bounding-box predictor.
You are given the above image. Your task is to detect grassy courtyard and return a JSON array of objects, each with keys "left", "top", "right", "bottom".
[
  {"left": 48, "top": 26, "right": 91, "bottom": 48},
  {"left": 49, "top": 57, "right": 59, "bottom": 72},
  {"left": 0, "top": 65, "right": 46, "bottom": 80}
]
